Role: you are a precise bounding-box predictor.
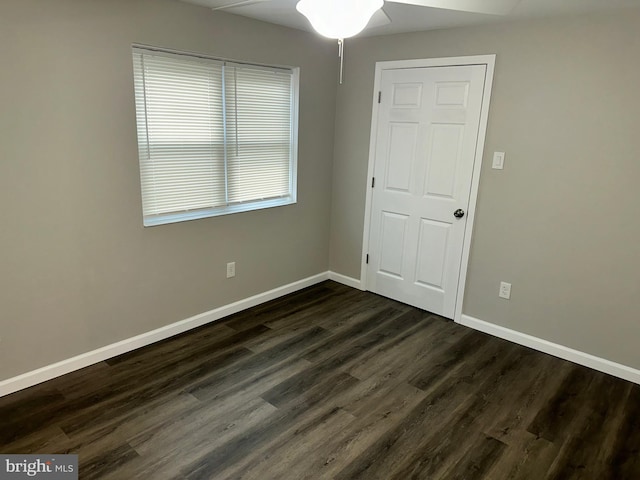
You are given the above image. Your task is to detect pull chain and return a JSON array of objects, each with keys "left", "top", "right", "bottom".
[{"left": 338, "top": 38, "right": 344, "bottom": 85}]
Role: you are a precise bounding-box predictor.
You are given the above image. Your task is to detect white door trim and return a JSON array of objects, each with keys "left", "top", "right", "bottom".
[{"left": 360, "top": 55, "right": 496, "bottom": 322}]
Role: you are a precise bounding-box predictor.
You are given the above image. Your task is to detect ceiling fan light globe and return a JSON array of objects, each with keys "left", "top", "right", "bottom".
[{"left": 296, "top": 0, "right": 383, "bottom": 39}]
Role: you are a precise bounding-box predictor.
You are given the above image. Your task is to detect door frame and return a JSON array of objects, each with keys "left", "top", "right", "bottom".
[{"left": 360, "top": 54, "right": 496, "bottom": 323}]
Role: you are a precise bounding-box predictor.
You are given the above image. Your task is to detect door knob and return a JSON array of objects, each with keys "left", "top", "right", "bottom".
[{"left": 454, "top": 209, "right": 465, "bottom": 219}]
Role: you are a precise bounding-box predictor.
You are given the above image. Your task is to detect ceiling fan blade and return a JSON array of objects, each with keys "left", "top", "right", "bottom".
[
  {"left": 211, "top": 0, "right": 271, "bottom": 11},
  {"left": 386, "top": 0, "right": 520, "bottom": 16},
  {"left": 368, "top": 8, "right": 392, "bottom": 28}
]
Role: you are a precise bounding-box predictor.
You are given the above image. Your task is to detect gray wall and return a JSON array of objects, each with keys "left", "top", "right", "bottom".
[
  {"left": 330, "top": 9, "right": 640, "bottom": 369},
  {"left": 2, "top": 0, "right": 639, "bottom": 384},
  {"left": 0, "top": 0, "right": 338, "bottom": 380}
]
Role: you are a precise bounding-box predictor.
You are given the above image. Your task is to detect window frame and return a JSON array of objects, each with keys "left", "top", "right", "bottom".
[{"left": 132, "top": 45, "right": 300, "bottom": 227}]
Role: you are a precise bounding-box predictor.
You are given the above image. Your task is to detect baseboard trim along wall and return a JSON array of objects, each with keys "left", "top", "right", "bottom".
[
  {"left": 0, "top": 272, "right": 335, "bottom": 398},
  {"left": 328, "top": 271, "right": 363, "bottom": 290},
  {"left": 459, "top": 314, "right": 640, "bottom": 385},
  {"left": 4, "top": 275, "right": 637, "bottom": 397}
]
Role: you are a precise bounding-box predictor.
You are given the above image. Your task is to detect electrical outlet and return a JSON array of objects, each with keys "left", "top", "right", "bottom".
[
  {"left": 226, "top": 262, "right": 236, "bottom": 278},
  {"left": 499, "top": 281, "right": 511, "bottom": 299}
]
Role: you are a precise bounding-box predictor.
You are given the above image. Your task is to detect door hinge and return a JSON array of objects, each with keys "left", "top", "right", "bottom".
[
  {"left": 366, "top": 254, "right": 369, "bottom": 264},
  {"left": 378, "top": 91, "right": 382, "bottom": 103},
  {"left": 371, "top": 177, "right": 375, "bottom": 188}
]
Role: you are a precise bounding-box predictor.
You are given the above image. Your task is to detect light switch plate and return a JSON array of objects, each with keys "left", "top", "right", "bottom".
[{"left": 492, "top": 152, "right": 505, "bottom": 170}]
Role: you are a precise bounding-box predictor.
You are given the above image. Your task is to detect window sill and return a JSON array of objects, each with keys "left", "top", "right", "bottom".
[{"left": 143, "top": 196, "right": 296, "bottom": 227}]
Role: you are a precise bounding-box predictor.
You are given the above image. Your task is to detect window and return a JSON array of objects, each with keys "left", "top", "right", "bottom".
[{"left": 132, "top": 46, "right": 298, "bottom": 226}]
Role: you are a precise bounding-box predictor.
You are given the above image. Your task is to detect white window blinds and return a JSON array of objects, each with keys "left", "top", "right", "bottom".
[{"left": 132, "top": 47, "right": 297, "bottom": 226}]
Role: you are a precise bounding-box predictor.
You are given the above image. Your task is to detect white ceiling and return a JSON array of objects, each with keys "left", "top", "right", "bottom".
[{"left": 179, "top": 0, "right": 640, "bottom": 37}]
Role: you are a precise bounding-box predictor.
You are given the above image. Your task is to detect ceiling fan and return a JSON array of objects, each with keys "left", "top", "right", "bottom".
[
  {"left": 206, "top": 0, "right": 520, "bottom": 82},
  {"left": 209, "top": 0, "right": 520, "bottom": 34}
]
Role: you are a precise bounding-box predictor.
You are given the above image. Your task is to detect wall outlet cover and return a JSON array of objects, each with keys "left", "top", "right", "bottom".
[
  {"left": 226, "top": 262, "right": 236, "bottom": 278},
  {"left": 499, "top": 281, "right": 511, "bottom": 299}
]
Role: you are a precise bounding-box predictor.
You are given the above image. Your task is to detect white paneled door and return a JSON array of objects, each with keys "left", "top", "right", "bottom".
[{"left": 367, "top": 64, "right": 487, "bottom": 318}]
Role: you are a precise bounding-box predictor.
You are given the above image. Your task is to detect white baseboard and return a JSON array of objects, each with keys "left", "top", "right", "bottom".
[
  {"left": 16, "top": 277, "right": 634, "bottom": 397},
  {"left": 459, "top": 314, "right": 640, "bottom": 385},
  {"left": 328, "top": 271, "right": 363, "bottom": 290},
  {"left": 0, "top": 272, "right": 330, "bottom": 398}
]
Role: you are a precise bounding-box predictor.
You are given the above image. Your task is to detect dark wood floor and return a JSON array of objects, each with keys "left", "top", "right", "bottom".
[{"left": 1, "top": 281, "right": 639, "bottom": 479}]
